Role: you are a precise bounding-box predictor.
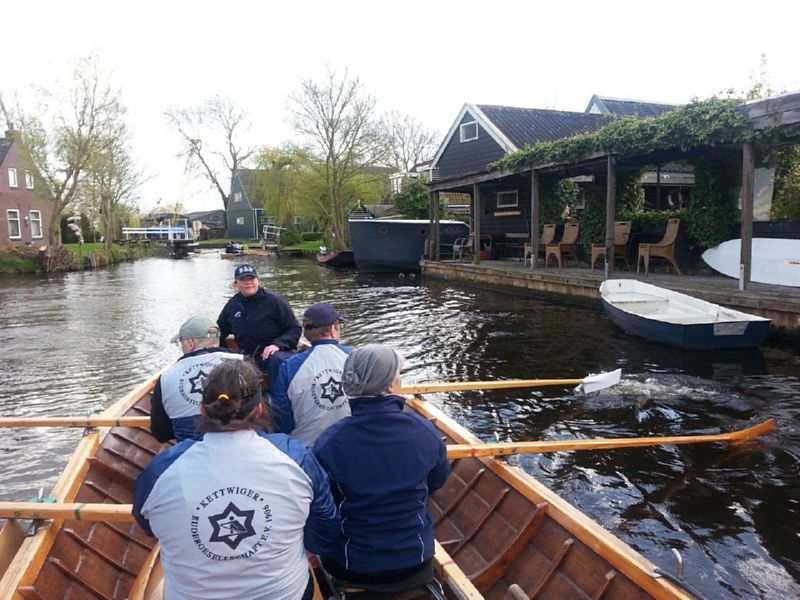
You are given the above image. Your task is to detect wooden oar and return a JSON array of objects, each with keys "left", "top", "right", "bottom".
[
  {"left": 0, "top": 502, "right": 134, "bottom": 522},
  {"left": 402, "top": 368, "right": 622, "bottom": 395},
  {"left": 0, "top": 371, "right": 623, "bottom": 428},
  {"left": 0, "top": 417, "right": 151, "bottom": 428},
  {"left": 446, "top": 419, "right": 775, "bottom": 458},
  {"left": 0, "top": 421, "right": 772, "bottom": 522}
]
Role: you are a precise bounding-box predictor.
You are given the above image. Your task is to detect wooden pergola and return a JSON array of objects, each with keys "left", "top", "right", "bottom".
[{"left": 429, "top": 91, "right": 800, "bottom": 290}]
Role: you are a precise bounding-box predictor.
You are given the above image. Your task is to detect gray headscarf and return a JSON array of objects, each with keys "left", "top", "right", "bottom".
[{"left": 342, "top": 344, "right": 402, "bottom": 397}]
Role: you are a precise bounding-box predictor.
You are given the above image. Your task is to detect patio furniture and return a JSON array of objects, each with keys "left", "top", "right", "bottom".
[
  {"left": 637, "top": 218, "right": 681, "bottom": 275},
  {"left": 545, "top": 222, "right": 580, "bottom": 269},
  {"left": 523, "top": 224, "right": 556, "bottom": 266},
  {"left": 590, "top": 221, "right": 632, "bottom": 270}
]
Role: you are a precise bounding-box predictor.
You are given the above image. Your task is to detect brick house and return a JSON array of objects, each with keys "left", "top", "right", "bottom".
[{"left": 0, "top": 131, "right": 53, "bottom": 248}]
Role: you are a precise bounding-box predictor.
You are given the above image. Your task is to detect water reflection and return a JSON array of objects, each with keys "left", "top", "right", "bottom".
[{"left": 0, "top": 254, "right": 798, "bottom": 599}]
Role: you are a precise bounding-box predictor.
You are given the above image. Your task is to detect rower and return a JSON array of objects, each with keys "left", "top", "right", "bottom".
[
  {"left": 313, "top": 344, "right": 451, "bottom": 589},
  {"left": 150, "top": 315, "right": 237, "bottom": 442},
  {"left": 134, "top": 359, "right": 340, "bottom": 599}
]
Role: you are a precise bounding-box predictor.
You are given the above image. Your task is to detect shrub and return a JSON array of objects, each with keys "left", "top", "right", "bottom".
[
  {"left": 280, "top": 229, "right": 303, "bottom": 246},
  {"left": 300, "top": 232, "right": 324, "bottom": 241}
]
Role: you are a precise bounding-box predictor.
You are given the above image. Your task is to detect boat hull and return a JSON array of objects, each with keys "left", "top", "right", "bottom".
[
  {"left": 601, "top": 298, "right": 770, "bottom": 349},
  {"left": 316, "top": 250, "right": 355, "bottom": 268},
  {"left": 349, "top": 219, "right": 469, "bottom": 272},
  {"left": 1, "top": 370, "right": 691, "bottom": 600},
  {"left": 600, "top": 279, "right": 770, "bottom": 350},
  {"left": 702, "top": 238, "right": 800, "bottom": 287}
]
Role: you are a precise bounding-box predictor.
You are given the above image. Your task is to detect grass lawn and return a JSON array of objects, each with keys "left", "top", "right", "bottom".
[
  {"left": 282, "top": 240, "right": 325, "bottom": 252},
  {"left": 62, "top": 242, "right": 116, "bottom": 254}
]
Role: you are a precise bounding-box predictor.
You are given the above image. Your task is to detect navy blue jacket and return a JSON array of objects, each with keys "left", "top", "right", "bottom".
[
  {"left": 313, "top": 394, "right": 450, "bottom": 574},
  {"left": 217, "top": 288, "right": 301, "bottom": 357}
]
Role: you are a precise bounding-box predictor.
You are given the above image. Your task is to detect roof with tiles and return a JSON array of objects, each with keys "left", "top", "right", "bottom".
[
  {"left": 588, "top": 95, "right": 678, "bottom": 118},
  {"left": 476, "top": 105, "right": 614, "bottom": 149}
]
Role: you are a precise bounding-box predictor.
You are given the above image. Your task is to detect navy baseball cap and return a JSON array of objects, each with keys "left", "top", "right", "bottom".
[
  {"left": 234, "top": 264, "right": 258, "bottom": 280},
  {"left": 303, "top": 303, "right": 346, "bottom": 328}
]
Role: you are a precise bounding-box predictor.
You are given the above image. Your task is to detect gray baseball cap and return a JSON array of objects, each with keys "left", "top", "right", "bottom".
[{"left": 171, "top": 315, "right": 220, "bottom": 343}]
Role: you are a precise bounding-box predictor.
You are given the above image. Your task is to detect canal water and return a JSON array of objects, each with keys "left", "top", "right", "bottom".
[{"left": 0, "top": 253, "right": 798, "bottom": 599}]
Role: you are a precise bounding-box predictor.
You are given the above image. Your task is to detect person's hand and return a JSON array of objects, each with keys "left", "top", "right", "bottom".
[{"left": 261, "top": 344, "right": 280, "bottom": 359}]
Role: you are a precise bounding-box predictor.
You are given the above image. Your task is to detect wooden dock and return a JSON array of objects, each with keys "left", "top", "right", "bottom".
[{"left": 422, "top": 260, "right": 800, "bottom": 335}]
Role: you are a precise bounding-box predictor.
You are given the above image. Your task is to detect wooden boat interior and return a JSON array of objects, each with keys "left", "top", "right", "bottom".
[{"left": 0, "top": 377, "right": 691, "bottom": 600}]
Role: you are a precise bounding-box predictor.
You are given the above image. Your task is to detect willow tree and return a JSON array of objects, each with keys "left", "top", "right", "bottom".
[
  {"left": 84, "top": 124, "right": 146, "bottom": 251},
  {"left": 16, "top": 56, "right": 125, "bottom": 246},
  {"left": 288, "top": 67, "right": 384, "bottom": 250}
]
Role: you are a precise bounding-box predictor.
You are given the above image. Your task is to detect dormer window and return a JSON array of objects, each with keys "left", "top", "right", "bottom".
[{"left": 459, "top": 121, "right": 478, "bottom": 142}]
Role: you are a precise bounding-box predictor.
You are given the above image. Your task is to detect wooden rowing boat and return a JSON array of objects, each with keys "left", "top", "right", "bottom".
[{"left": 0, "top": 375, "right": 692, "bottom": 599}]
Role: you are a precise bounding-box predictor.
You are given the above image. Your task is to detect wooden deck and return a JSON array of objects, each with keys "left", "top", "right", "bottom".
[{"left": 422, "top": 259, "right": 800, "bottom": 334}]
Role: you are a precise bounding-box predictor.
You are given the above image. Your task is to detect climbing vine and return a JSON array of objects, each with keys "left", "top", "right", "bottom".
[{"left": 490, "top": 98, "right": 757, "bottom": 173}]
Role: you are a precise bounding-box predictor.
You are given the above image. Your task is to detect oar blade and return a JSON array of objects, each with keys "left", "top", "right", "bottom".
[{"left": 575, "top": 368, "right": 622, "bottom": 395}]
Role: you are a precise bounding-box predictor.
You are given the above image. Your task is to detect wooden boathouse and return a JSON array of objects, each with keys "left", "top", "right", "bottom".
[{"left": 423, "top": 92, "right": 800, "bottom": 333}]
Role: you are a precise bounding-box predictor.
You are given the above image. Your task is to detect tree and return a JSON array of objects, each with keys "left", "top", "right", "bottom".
[
  {"left": 393, "top": 176, "right": 439, "bottom": 219},
  {"left": 379, "top": 110, "right": 439, "bottom": 172},
  {"left": 165, "top": 96, "right": 255, "bottom": 222},
  {"left": 84, "top": 124, "right": 146, "bottom": 251},
  {"left": 253, "top": 145, "right": 316, "bottom": 228},
  {"left": 288, "top": 67, "right": 385, "bottom": 250},
  {"left": 15, "top": 56, "right": 125, "bottom": 246}
]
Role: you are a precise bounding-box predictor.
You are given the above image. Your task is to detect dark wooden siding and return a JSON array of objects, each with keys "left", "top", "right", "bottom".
[
  {"left": 437, "top": 112, "right": 507, "bottom": 179},
  {"left": 227, "top": 176, "right": 259, "bottom": 238},
  {"left": 478, "top": 181, "right": 531, "bottom": 236}
]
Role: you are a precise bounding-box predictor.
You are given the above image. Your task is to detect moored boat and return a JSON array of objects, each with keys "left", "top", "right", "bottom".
[
  {"left": 349, "top": 219, "right": 470, "bottom": 272},
  {"left": 316, "top": 250, "right": 355, "bottom": 269},
  {"left": 0, "top": 373, "right": 693, "bottom": 599},
  {"left": 600, "top": 278, "right": 770, "bottom": 349}
]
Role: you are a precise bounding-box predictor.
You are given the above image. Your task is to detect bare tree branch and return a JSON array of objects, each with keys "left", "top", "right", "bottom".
[
  {"left": 165, "top": 96, "right": 255, "bottom": 219},
  {"left": 15, "top": 55, "right": 125, "bottom": 246},
  {"left": 379, "top": 110, "right": 439, "bottom": 172},
  {"left": 288, "top": 67, "right": 384, "bottom": 249}
]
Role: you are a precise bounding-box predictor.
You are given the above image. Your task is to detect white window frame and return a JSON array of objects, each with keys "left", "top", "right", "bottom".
[
  {"left": 7, "top": 209, "right": 21, "bottom": 239},
  {"left": 8, "top": 168, "right": 18, "bottom": 188},
  {"left": 233, "top": 192, "right": 242, "bottom": 203},
  {"left": 497, "top": 190, "right": 519, "bottom": 208},
  {"left": 235, "top": 216, "right": 245, "bottom": 225},
  {"left": 25, "top": 170, "right": 34, "bottom": 189},
  {"left": 29, "top": 210, "right": 43, "bottom": 238},
  {"left": 459, "top": 121, "right": 478, "bottom": 142}
]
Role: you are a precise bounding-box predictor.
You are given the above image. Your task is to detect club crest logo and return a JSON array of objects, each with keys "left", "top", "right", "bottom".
[
  {"left": 179, "top": 360, "right": 217, "bottom": 405},
  {"left": 191, "top": 486, "right": 272, "bottom": 560},
  {"left": 311, "top": 368, "right": 347, "bottom": 411}
]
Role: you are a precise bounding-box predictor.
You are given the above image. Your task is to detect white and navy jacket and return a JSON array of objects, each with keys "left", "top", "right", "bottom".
[
  {"left": 270, "top": 339, "right": 352, "bottom": 446},
  {"left": 150, "top": 348, "right": 239, "bottom": 443},
  {"left": 133, "top": 430, "right": 340, "bottom": 600}
]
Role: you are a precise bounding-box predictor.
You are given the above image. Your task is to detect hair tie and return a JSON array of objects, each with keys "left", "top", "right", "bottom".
[{"left": 217, "top": 393, "right": 230, "bottom": 402}]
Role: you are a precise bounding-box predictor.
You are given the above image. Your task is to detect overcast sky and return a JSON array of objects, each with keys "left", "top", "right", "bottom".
[{"left": 3, "top": 0, "right": 799, "bottom": 213}]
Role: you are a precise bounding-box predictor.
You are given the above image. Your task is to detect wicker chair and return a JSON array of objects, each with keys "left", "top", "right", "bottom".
[
  {"left": 637, "top": 218, "right": 681, "bottom": 275},
  {"left": 591, "top": 221, "right": 632, "bottom": 270},
  {"left": 545, "top": 223, "right": 580, "bottom": 269},
  {"left": 523, "top": 224, "right": 556, "bottom": 266}
]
